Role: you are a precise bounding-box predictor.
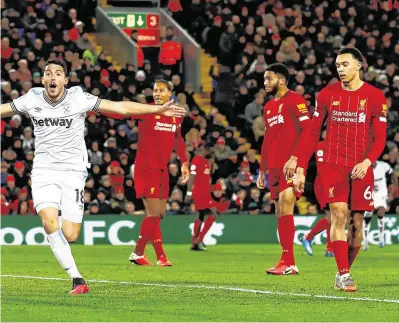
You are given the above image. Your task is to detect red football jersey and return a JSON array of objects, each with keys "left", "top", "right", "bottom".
[
  {"left": 260, "top": 90, "right": 310, "bottom": 170},
  {"left": 134, "top": 114, "right": 186, "bottom": 170},
  {"left": 190, "top": 155, "right": 211, "bottom": 196},
  {"left": 315, "top": 141, "right": 325, "bottom": 165},
  {"left": 297, "top": 82, "right": 387, "bottom": 169}
]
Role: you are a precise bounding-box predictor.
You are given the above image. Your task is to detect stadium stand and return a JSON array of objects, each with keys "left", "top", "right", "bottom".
[{"left": 1, "top": 0, "right": 398, "bottom": 216}]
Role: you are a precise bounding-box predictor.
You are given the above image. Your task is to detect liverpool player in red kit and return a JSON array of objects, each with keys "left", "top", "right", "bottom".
[
  {"left": 185, "top": 144, "right": 229, "bottom": 251},
  {"left": 256, "top": 64, "right": 311, "bottom": 275},
  {"left": 301, "top": 141, "right": 334, "bottom": 257},
  {"left": 129, "top": 80, "right": 190, "bottom": 266},
  {"left": 295, "top": 48, "right": 387, "bottom": 292}
]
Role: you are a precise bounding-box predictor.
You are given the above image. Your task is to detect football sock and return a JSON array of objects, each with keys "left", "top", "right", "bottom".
[
  {"left": 58, "top": 216, "right": 63, "bottom": 229},
  {"left": 377, "top": 216, "right": 384, "bottom": 244},
  {"left": 305, "top": 217, "right": 328, "bottom": 241},
  {"left": 47, "top": 229, "right": 82, "bottom": 279},
  {"left": 348, "top": 246, "right": 361, "bottom": 269},
  {"left": 331, "top": 240, "right": 350, "bottom": 275},
  {"left": 192, "top": 219, "right": 202, "bottom": 244},
  {"left": 150, "top": 217, "right": 166, "bottom": 260},
  {"left": 134, "top": 216, "right": 154, "bottom": 256},
  {"left": 198, "top": 216, "right": 216, "bottom": 242},
  {"left": 363, "top": 217, "right": 371, "bottom": 241},
  {"left": 278, "top": 214, "right": 295, "bottom": 265}
]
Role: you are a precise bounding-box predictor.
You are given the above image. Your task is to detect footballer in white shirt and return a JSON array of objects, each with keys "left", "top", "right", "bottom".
[
  {"left": 0, "top": 59, "right": 187, "bottom": 294},
  {"left": 363, "top": 160, "right": 398, "bottom": 250}
]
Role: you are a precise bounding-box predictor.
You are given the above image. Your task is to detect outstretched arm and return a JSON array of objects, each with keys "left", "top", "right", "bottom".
[
  {"left": 97, "top": 99, "right": 187, "bottom": 118},
  {"left": 1, "top": 103, "right": 16, "bottom": 118}
]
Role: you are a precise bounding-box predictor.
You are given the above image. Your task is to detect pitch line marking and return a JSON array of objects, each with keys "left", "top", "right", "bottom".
[{"left": 1, "top": 274, "right": 398, "bottom": 304}]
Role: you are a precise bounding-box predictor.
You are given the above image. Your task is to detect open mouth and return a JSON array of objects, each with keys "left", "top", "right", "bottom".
[{"left": 49, "top": 83, "right": 57, "bottom": 89}]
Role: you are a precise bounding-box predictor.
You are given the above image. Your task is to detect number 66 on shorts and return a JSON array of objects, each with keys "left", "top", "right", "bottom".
[{"left": 319, "top": 163, "right": 374, "bottom": 211}]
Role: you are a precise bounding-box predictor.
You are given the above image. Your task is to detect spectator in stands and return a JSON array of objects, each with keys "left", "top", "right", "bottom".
[
  {"left": 244, "top": 93, "right": 264, "bottom": 130},
  {"left": 1, "top": 37, "right": 13, "bottom": 59},
  {"left": 88, "top": 200, "right": 100, "bottom": 215},
  {"left": 224, "top": 126, "right": 238, "bottom": 151},
  {"left": 214, "top": 137, "right": 231, "bottom": 163},
  {"left": 1, "top": 160, "right": 10, "bottom": 187},
  {"left": 88, "top": 141, "right": 103, "bottom": 166},
  {"left": 124, "top": 201, "right": 145, "bottom": 215},
  {"left": 13, "top": 161, "right": 28, "bottom": 189},
  {"left": 5, "top": 175, "right": 18, "bottom": 202},
  {"left": 204, "top": 16, "right": 224, "bottom": 57}
]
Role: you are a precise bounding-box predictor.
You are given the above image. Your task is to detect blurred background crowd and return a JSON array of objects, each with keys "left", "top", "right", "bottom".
[{"left": 1, "top": 0, "right": 399, "bottom": 216}]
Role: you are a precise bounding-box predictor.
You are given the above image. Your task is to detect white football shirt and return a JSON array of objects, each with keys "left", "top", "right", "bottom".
[
  {"left": 373, "top": 160, "right": 393, "bottom": 196},
  {"left": 11, "top": 86, "right": 101, "bottom": 172}
]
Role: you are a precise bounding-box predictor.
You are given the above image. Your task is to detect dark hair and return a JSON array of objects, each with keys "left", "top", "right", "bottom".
[
  {"left": 44, "top": 59, "right": 68, "bottom": 75},
  {"left": 154, "top": 79, "right": 173, "bottom": 91},
  {"left": 337, "top": 47, "right": 363, "bottom": 62},
  {"left": 265, "top": 63, "right": 289, "bottom": 81}
]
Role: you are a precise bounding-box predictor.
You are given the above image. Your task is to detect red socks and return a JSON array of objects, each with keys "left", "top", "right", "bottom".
[
  {"left": 331, "top": 240, "right": 350, "bottom": 275},
  {"left": 134, "top": 216, "right": 154, "bottom": 255},
  {"left": 192, "top": 219, "right": 202, "bottom": 244},
  {"left": 278, "top": 214, "right": 295, "bottom": 265},
  {"left": 150, "top": 217, "right": 166, "bottom": 260},
  {"left": 305, "top": 217, "right": 329, "bottom": 241},
  {"left": 135, "top": 216, "right": 165, "bottom": 260},
  {"left": 198, "top": 216, "right": 216, "bottom": 242},
  {"left": 348, "top": 246, "right": 361, "bottom": 269}
]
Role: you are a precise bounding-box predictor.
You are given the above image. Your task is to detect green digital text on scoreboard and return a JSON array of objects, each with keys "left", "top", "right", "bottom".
[{"left": 107, "top": 12, "right": 159, "bottom": 29}]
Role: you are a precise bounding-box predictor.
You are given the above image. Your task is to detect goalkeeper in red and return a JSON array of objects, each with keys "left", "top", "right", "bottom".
[
  {"left": 295, "top": 48, "right": 387, "bottom": 292},
  {"left": 256, "top": 63, "right": 311, "bottom": 275}
]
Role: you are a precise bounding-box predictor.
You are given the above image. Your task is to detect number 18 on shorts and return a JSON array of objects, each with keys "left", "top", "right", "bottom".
[{"left": 31, "top": 169, "right": 87, "bottom": 223}]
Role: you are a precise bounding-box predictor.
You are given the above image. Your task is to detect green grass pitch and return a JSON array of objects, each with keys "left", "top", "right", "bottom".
[{"left": 1, "top": 244, "right": 398, "bottom": 322}]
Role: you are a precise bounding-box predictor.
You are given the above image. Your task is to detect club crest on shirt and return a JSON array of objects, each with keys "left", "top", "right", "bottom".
[
  {"left": 382, "top": 104, "right": 387, "bottom": 116},
  {"left": 359, "top": 99, "right": 367, "bottom": 110},
  {"left": 150, "top": 187, "right": 155, "bottom": 194},
  {"left": 155, "top": 115, "right": 161, "bottom": 119},
  {"left": 329, "top": 187, "right": 334, "bottom": 198},
  {"left": 332, "top": 101, "right": 340, "bottom": 106},
  {"left": 63, "top": 105, "right": 71, "bottom": 114}
]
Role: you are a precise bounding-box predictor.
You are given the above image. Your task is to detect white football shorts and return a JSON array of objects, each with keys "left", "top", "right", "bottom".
[
  {"left": 31, "top": 168, "right": 88, "bottom": 223},
  {"left": 373, "top": 193, "right": 388, "bottom": 210}
]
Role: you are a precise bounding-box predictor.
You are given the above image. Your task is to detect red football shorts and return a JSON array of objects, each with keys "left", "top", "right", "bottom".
[
  {"left": 193, "top": 192, "right": 213, "bottom": 211},
  {"left": 319, "top": 163, "right": 374, "bottom": 211},
  {"left": 268, "top": 168, "right": 300, "bottom": 200},
  {"left": 134, "top": 167, "right": 169, "bottom": 199},
  {"left": 314, "top": 175, "right": 326, "bottom": 209}
]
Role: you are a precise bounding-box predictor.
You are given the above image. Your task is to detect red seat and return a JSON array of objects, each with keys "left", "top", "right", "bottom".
[{"left": 159, "top": 41, "right": 182, "bottom": 65}]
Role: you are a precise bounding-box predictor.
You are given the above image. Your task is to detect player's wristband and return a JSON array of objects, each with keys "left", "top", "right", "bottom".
[{"left": 186, "top": 191, "right": 192, "bottom": 196}]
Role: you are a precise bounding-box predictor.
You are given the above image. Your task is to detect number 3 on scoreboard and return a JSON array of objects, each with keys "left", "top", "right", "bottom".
[{"left": 75, "top": 189, "right": 84, "bottom": 204}]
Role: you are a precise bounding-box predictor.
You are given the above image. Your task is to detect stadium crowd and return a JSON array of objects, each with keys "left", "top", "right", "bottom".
[{"left": 1, "top": 0, "right": 399, "bottom": 216}]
